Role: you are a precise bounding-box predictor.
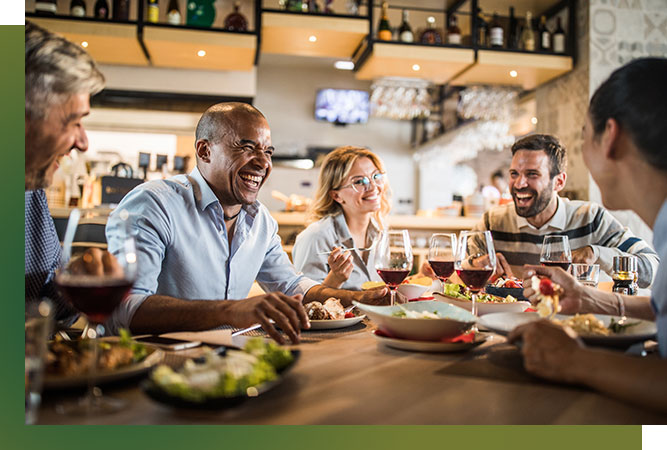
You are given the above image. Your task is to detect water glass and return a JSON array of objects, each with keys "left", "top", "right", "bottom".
[
  {"left": 571, "top": 263, "right": 600, "bottom": 288},
  {"left": 25, "top": 299, "right": 53, "bottom": 425}
]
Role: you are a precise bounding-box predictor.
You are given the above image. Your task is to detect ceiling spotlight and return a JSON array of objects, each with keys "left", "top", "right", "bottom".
[
  {"left": 309, "top": 35, "right": 317, "bottom": 42},
  {"left": 412, "top": 64, "right": 420, "bottom": 71},
  {"left": 509, "top": 70, "right": 518, "bottom": 78},
  {"left": 81, "top": 41, "right": 89, "bottom": 48},
  {"left": 197, "top": 50, "right": 206, "bottom": 57},
  {"left": 334, "top": 61, "right": 355, "bottom": 70},
  {"left": 531, "top": 117, "right": 538, "bottom": 125}
]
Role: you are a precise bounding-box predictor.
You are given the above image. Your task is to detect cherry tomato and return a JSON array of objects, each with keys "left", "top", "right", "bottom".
[{"left": 344, "top": 312, "right": 355, "bottom": 319}]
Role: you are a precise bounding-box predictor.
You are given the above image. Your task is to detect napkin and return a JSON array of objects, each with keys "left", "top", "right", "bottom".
[{"left": 160, "top": 329, "right": 234, "bottom": 346}]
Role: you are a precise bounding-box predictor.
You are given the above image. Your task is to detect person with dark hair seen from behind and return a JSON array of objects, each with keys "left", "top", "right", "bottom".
[
  {"left": 510, "top": 58, "right": 667, "bottom": 413},
  {"left": 421, "top": 133, "right": 659, "bottom": 286},
  {"left": 25, "top": 21, "right": 118, "bottom": 324}
]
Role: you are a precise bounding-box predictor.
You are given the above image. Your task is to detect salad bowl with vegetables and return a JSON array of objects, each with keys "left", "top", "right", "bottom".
[{"left": 433, "top": 283, "right": 531, "bottom": 315}]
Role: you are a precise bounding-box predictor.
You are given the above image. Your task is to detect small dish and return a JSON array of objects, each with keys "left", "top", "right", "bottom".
[
  {"left": 397, "top": 283, "right": 430, "bottom": 300},
  {"left": 433, "top": 292, "right": 531, "bottom": 316},
  {"left": 307, "top": 315, "right": 366, "bottom": 330},
  {"left": 372, "top": 329, "right": 489, "bottom": 353}
]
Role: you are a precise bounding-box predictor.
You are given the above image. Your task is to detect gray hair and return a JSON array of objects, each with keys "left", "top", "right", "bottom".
[{"left": 25, "top": 21, "right": 105, "bottom": 121}]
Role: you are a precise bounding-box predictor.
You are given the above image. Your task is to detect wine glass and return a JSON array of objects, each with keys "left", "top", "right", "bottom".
[
  {"left": 455, "top": 230, "right": 497, "bottom": 321},
  {"left": 540, "top": 235, "right": 572, "bottom": 272},
  {"left": 374, "top": 230, "right": 413, "bottom": 306},
  {"left": 428, "top": 233, "right": 457, "bottom": 289},
  {"left": 54, "top": 209, "right": 137, "bottom": 415}
]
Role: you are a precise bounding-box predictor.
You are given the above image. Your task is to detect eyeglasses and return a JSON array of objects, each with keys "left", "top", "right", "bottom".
[{"left": 337, "top": 172, "right": 386, "bottom": 193}]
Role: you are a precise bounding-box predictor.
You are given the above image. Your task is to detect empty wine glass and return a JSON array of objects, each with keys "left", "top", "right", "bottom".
[
  {"left": 54, "top": 209, "right": 137, "bottom": 415},
  {"left": 455, "top": 230, "right": 496, "bottom": 321},
  {"left": 540, "top": 235, "right": 572, "bottom": 272},
  {"left": 374, "top": 230, "right": 413, "bottom": 306},
  {"left": 428, "top": 233, "right": 457, "bottom": 289}
]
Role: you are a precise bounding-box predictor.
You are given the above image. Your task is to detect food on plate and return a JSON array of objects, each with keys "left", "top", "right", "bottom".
[
  {"left": 361, "top": 280, "right": 386, "bottom": 290},
  {"left": 441, "top": 283, "right": 517, "bottom": 303},
  {"left": 401, "top": 275, "right": 432, "bottom": 286},
  {"left": 150, "top": 338, "right": 293, "bottom": 401},
  {"left": 46, "top": 328, "right": 147, "bottom": 376},
  {"left": 305, "top": 298, "right": 345, "bottom": 320},
  {"left": 492, "top": 276, "right": 523, "bottom": 288},
  {"left": 475, "top": 293, "right": 518, "bottom": 304},
  {"left": 531, "top": 276, "right": 562, "bottom": 318},
  {"left": 391, "top": 309, "right": 441, "bottom": 319},
  {"left": 552, "top": 314, "right": 641, "bottom": 336}
]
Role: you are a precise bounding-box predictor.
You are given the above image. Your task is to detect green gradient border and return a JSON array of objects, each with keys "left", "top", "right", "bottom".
[{"left": 0, "top": 24, "right": 642, "bottom": 450}]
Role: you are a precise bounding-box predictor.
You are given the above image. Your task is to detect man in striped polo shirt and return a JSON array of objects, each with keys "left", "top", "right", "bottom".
[{"left": 472, "top": 134, "right": 659, "bottom": 287}]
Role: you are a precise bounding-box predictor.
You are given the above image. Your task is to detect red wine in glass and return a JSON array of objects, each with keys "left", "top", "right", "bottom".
[
  {"left": 428, "top": 260, "right": 455, "bottom": 281},
  {"left": 541, "top": 261, "right": 572, "bottom": 272},
  {"left": 377, "top": 269, "right": 410, "bottom": 288},
  {"left": 456, "top": 269, "right": 494, "bottom": 292},
  {"left": 55, "top": 275, "right": 133, "bottom": 324}
]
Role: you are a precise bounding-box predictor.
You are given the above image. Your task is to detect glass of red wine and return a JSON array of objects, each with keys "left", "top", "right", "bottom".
[
  {"left": 54, "top": 209, "right": 137, "bottom": 415},
  {"left": 455, "top": 230, "right": 497, "bottom": 321},
  {"left": 375, "top": 230, "right": 413, "bottom": 306},
  {"left": 540, "top": 235, "right": 572, "bottom": 272},
  {"left": 428, "top": 233, "right": 457, "bottom": 289}
]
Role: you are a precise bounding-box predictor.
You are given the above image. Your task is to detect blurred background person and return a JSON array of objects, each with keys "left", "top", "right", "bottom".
[{"left": 293, "top": 146, "right": 391, "bottom": 289}]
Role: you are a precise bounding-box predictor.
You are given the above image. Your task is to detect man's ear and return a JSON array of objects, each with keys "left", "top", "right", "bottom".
[
  {"left": 195, "top": 139, "right": 210, "bottom": 163},
  {"left": 553, "top": 171, "right": 567, "bottom": 192}
]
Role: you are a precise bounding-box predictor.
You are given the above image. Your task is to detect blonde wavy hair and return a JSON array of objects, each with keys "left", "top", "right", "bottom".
[{"left": 308, "top": 146, "right": 392, "bottom": 228}]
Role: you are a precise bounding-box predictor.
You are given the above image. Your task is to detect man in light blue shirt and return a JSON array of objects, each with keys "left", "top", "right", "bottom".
[
  {"left": 510, "top": 58, "right": 667, "bottom": 412},
  {"left": 106, "top": 103, "right": 387, "bottom": 343}
]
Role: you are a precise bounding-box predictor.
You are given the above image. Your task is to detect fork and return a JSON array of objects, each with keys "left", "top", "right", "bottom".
[{"left": 317, "top": 241, "right": 377, "bottom": 255}]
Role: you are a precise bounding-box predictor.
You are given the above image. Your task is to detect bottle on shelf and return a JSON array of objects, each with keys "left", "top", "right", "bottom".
[
  {"left": 489, "top": 12, "right": 504, "bottom": 48},
  {"left": 286, "top": 1, "right": 303, "bottom": 12},
  {"left": 507, "top": 7, "right": 517, "bottom": 49},
  {"left": 94, "top": 0, "right": 110, "bottom": 19},
  {"left": 309, "top": 1, "right": 322, "bottom": 13},
  {"left": 553, "top": 17, "right": 566, "bottom": 53},
  {"left": 398, "top": 9, "right": 414, "bottom": 43},
  {"left": 420, "top": 16, "right": 443, "bottom": 45},
  {"left": 521, "top": 11, "right": 535, "bottom": 51},
  {"left": 377, "top": 2, "right": 392, "bottom": 41},
  {"left": 147, "top": 0, "right": 159, "bottom": 23},
  {"left": 538, "top": 15, "right": 551, "bottom": 51},
  {"left": 69, "top": 0, "right": 86, "bottom": 17},
  {"left": 446, "top": 14, "right": 461, "bottom": 45},
  {"left": 113, "top": 0, "right": 130, "bottom": 21},
  {"left": 476, "top": 8, "right": 488, "bottom": 47},
  {"left": 224, "top": 2, "right": 248, "bottom": 31},
  {"left": 167, "top": 0, "right": 182, "bottom": 25},
  {"left": 35, "top": 0, "right": 58, "bottom": 16},
  {"left": 186, "top": 0, "right": 216, "bottom": 28}
]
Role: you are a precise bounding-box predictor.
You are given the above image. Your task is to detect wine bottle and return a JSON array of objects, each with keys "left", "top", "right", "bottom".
[
  {"left": 476, "top": 8, "right": 488, "bottom": 47},
  {"left": 489, "top": 12, "right": 503, "bottom": 48},
  {"left": 224, "top": 1, "right": 247, "bottom": 31},
  {"left": 377, "top": 2, "right": 392, "bottom": 41},
  {"left": 507, "top": 7, "right": 517, "bottom": 50},
  {"left": 420, "top": 16, "right": 442, "bottom": 45},
  {"left": 113, "top": 0, "right": 130, "bottom": 21},
  {"left": 94, "top": 0, "right": 110, "bottom": 19},
  {"left": 286, "top": 0, "right": 303, "bottom": 12},
  {"left": 166, "top": 0, "right": 182, "bottom": 25},
  {"left": 36, "top": 0, "right": 58, "bottom": 15},
  {"left": 399, "top": 10, "right": 414, "bottom": 43},
  {"left": 147, "top": 0, "right": 159, "bottom": 23},
  {"left": 553, "top": 17, "right": 566, "bottom": 53},
  {"left": 538, "top": 16, "right": 551, "bottom": 51},
  {"left": 70, "top": 0, "right": 86, "bottom": 17},
  {"left": 521, "top": 11, "right": 535, "bottom": 51},
  {"left": 447, "top": 14, "right": 461, "bottom": 45}
]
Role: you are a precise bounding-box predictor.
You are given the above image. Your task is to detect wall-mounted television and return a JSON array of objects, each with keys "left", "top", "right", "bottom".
[{"left": 315, "top": 89, "right": 369, "bottom": 124}]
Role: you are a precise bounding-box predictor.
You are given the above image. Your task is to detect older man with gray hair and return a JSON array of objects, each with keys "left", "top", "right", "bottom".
[{"left": 25, "top": 21, "right": 112, "bottom": 322}]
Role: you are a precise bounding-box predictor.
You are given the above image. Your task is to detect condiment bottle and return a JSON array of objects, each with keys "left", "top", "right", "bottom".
[{"left": 612, "top": 256, "right": 638, "bottom": 295}]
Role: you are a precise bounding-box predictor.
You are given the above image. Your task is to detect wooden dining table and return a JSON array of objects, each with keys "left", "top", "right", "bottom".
[{"left": 37, "top": 317, "right": 667, "bottom": 425}]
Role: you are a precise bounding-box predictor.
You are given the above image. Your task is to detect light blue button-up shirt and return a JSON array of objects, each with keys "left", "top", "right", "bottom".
[
  {"left": 651, "top": 200, "right": 667, "bottom": 358},
  {"left": 105, "top": 167, "right": 318, "bottom": 332}
]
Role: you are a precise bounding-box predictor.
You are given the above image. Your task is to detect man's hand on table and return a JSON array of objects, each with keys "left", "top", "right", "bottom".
[
  {"left": 572, "top": 246, "right": 596, "bottom": 264},
  {"left": 508, "top": 319, "right": 586, "bottom": 384},
  {"left": 68, "top": 248, "right": 124, "bottom": 277},
  {"left": 522, "top": 265, "right": 585, "bottom": 314},
  {"left": 351, "top": 286, "right": 390, "bottom": 305},
  {"left": 490, "top": 252, "right": 514, "bottom": 282},
  {"left": 223, "top": 293, "right": 309, "bottom": 345}
]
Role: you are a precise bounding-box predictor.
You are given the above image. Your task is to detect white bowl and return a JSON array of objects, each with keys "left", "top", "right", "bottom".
[
  {"left": 433, "top": 292, "right": 531, "bottom": 316},
  {"left": 396, "top": 283, "right": 430, "bottom": 301},
  {"left": 353, "top": 300, "right": 476, "bottom": 341}
]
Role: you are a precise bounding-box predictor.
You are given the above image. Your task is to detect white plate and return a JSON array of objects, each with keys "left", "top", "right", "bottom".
[
  {"left": 372, "top": 329, "right": 490, "bottom": 353},
  {"left": 44, "top": 345, "right": 164, "bottom": 390},
  {"left": 433, "top": 292, "right": 531, "bottom": 316},
  {"left": 307, "top": 315, "right": 366, "bottom": 330},
  {"left": 479, "top": 312, "right": 657, "bottom": 347},
  {"left": 354, "top": 300, "right": 476, "bottom": 341}
]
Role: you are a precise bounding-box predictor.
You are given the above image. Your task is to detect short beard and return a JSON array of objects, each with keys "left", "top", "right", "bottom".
[{"left": 513, "top": 185, "right": 554, "bottom": 218}]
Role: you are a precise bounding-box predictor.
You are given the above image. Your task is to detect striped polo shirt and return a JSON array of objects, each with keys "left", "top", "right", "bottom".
[{"left": 472, "top": 196, "right": 659, "bottom": 287}]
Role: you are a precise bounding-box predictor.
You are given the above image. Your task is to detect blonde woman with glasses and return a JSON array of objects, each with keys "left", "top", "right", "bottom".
[{"left": 292, "top": 146, "right": 391, "bottom": 289}]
